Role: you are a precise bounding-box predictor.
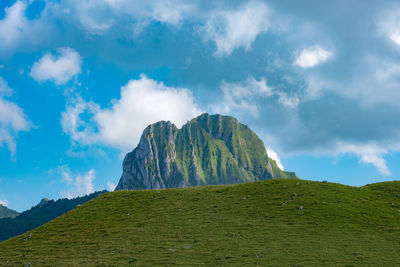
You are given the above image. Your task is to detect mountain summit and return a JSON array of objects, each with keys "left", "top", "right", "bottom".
[{"left": 116, "top": 113, "right": 297, "bottom": 190}]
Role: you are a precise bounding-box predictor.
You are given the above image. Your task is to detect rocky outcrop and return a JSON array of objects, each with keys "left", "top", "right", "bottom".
[
  {"left": 116, "top": 113, "right": 297, "bottom": 190},
  {"left": 37, "top": 198, "right": 51, "bottom": 208}
]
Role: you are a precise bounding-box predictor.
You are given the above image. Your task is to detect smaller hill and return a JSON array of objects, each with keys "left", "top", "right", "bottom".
[
  {"left": 0, "top": 205, "right": 19, "bottom": 219},
  {"left": 0, "top": 191, "right": 106, "bottom": 242}
]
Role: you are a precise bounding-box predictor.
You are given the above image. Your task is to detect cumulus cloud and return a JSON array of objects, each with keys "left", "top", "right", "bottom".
[
  {"left": 200, "top": 1, "right": 270, "bottom": 56},
  {"left": 216, "top": 76, "right": 298, "bottom": 117},
  {"left": 58, "top": 165, "right": 96, "bottom": 199},
  {"left": 0, "top": 1, "right": 48, "bottom": 54},
  {"left": 337, "top": 142, "right": 391, "bottom": 175},
  {"left": 0, "top": 199, "right": 8, "bottom": 207},
  {"left": 30, "top": 47, "right": 82, "bottom": 85},
  {"left": 61, "top": 74, "right": 202, "bottom": 151},
  {"left": 266, "top": 148, "right": 284, "bottom": 170},
  {"left": 294, "top": 45, "right": 333, "bottom": 68},
  {"left": 0, "top": 77, "right": 32, "bottom": 158}
]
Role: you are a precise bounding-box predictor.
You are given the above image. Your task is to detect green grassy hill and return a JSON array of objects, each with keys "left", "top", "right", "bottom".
[{"left": 1, "top": 179, "right": 399, "bottom": 266}]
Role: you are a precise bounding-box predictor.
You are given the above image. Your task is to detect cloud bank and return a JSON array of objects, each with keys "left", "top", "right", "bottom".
[
  {"left": 216, "top": 76, "right": 299, "bottom": 117},
  {"left": 62, "top": 74, "right": 202, "bottom": 151}
]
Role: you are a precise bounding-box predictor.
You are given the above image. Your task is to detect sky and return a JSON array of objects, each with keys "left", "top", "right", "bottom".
[{"left": 1, "top": 0, "right": 400, "bottom": 212}]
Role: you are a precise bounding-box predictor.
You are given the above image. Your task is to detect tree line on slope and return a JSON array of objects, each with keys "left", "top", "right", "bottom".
[{"left": 0, "top": 191, "right": 106, "bottom": 242}]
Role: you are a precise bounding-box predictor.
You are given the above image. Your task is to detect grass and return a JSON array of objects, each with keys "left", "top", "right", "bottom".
[{"left": 0, "top": 179, "right": 400, "bottom": 266}]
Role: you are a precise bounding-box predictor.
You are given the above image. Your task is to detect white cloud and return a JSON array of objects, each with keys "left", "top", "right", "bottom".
[
  {"left": 30, "top": 47, "right": 82, "bottom": 85},
  {"left": 266, "top": 147, "right": 284, "bottom": 170},
  {"left": 294, "top": 45, "right": 333, "bottom": 68},
  {"left": 0, "top": 1, "right": 48, "bottom": 54},
  {"left": 58, "top": 0, "right": 114, "bottom": 35},
  {"left": 378, "top": 8, "right": 400, "bottom": 46},
  {"left": 216, "top": 76, "right": 298, "bottom": 117},
  {"left": 61, "top": 94, "right": 100, "bottom": 145},
  {"left": 107, "top": 181, "right": 116, "bottom": 191},
  {"left": 200, "top": 1, "right": 270, "bottom": 56},
  {"left": 132, "top": 20, "right": 150, "bottom": 38},
  {"left": 217, "top": 76, "right": 272, "bottom": 117},
  {"left": 149, "top": 0, "right": 194, "bottom": 25},
  {"left": 277, "top": 92, "right": 299, "bottom": 109},
  {"left": 0, "top": 1, "right": 28, "bottom": 48},
  {"left": 61, "top": 74, "right": 202, "bottom": 151},
  {"left": 0, "top": 77, "right": 12, "bottom": 96},
  {"left": 94, "top": 75, "right": 201, "bottom": 149},
  {"left": 0, "top": 77, "right": 32, "bottom": 158},
  {"left": 50, "top": 0, "right": 195, "bottom": 35},
  {"left": 58, "top": 165, "right": 96, "bottom": 199},
  {"left": 0, "top": 199, "right": 8, "bottom": 207},
  {"left": 337, "top": 142, "right": 391, "bottom": 175}
]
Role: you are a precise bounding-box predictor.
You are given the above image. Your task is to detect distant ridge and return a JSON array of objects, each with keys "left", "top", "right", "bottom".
[
  {"left": 0, "top": 191, "right": 106, "bottom": 242},
  {"left": 0, "top": 205, "right": 19, "bottom": 219},
  {"left": 117, "top": 113, "right": 297, "bottom": 190}
]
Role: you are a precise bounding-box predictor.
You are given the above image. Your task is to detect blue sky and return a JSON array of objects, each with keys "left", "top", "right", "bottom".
[{"left": 1, "top": 0, "right": 400, "bottom": 211}]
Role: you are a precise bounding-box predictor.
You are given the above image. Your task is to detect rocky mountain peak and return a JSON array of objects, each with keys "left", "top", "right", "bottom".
[
  {"left": 116, "top": 114, "right": 297, "bottom": 190},
  {"left": 37, "top": 198, "right": 51, "bottom": 208}
]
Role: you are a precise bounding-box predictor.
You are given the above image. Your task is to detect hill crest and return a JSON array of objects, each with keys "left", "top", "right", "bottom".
[{"left": 1, "top": 179, "right": 399, "bottom": 265}]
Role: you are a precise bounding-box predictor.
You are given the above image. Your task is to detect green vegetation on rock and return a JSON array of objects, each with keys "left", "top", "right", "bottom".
[
  {"left": 1, "top": 179, "right": 400, "bottom": 266},
  {"left": 116, "top": 113, "right": 297, "bottom": 190}
]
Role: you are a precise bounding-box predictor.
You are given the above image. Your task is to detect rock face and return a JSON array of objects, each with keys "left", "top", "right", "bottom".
[{"left": 116, "top": 113, "right": 297, "bottom": 190}]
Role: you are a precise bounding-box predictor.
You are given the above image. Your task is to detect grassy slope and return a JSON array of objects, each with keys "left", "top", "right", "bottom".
[{"left": 0, "top": 179, "right": 400, "bottom": 266}]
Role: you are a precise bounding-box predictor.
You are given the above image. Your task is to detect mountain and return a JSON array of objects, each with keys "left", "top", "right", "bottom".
[
  {"left": 36, "top": 198, "right": 51, "bottom": 208},
  {"left": 116, "top": 113, "right": 297, "bottom": 190},
  {"left": 1, "top": 180, "right": 399, "bottom": 265},
  {"left": 0, "top": 205, "right": 19, "bottom": 219},
  {"left": 0, "top": 191, "right": 106, "bottom": 242}
]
